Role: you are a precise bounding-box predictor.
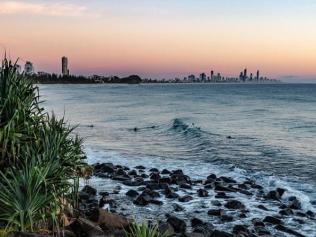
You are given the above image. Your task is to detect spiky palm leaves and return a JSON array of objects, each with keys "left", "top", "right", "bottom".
[{"left": 0, "top": 57, "right": 87, "bottom": 232}]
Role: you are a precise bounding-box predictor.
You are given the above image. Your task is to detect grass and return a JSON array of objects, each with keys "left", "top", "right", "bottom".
[
  {"left": 125, "top": 223, "right": 170, "bottom": 237},
  {"left": 0, "top": 56, "right": 88, "bottom": 232}
]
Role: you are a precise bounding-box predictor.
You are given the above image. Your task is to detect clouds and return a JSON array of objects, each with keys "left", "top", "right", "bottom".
[{"left": 0, "top": 1, "right": 88, "bottom": 17}]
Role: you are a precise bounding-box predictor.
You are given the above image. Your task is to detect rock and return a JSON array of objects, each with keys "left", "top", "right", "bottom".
[
  {"left": 219, "top": 176, "right": 237, "bottom": 184},
  {"left": 192, "top": 221, "right": 215, "bottom": 237},
  {"left": 210, "top": 230, "right": 233, "bottom": 237},
  {"left": 224, "top": 200, "right": 245, "bottom": 210},
  {"left": 133, "top": 194, "right": 151, "bottom": 206},
  {"left": 252, "top": 218, "right": 265, "bottom": 227},
  {"left": 149, "top": 199, "right": 163, "bottom": 205},
  {"left": 146, "top": 182, "right": 161, "bottom": 190},
  {"left": 191, "top": 218, "right": 204, "bottom": 228},
  {"left": 126, "top": 190, "right": 139, "bottom": 198},
  {"left": 150, "top": 172, "right": 161, "bottom": 181},
  {"left": 68, "top": 218, "right": 104, "bottom": 237},
  {"left": 179, "top": 183, "right": 192, "bottom": 189},
  {"left": 149, "top": 168, "right": 159, "bottom": 173},
  {"left": 173, "top": 203, "right": 185, "bottom": 212},
  {"left": 279, "top": 208, "right": 294, "bottom": 216},
  {"left": 178, "top": 195, "right": 193, "bottom": 203},
  {"left": 167, "top": 216, "right": 186, "bottom": 233},
  {"left": 215, "top": 192, "right": 232, "bottom": 199},
  {"left": 141, "top": 174, "right": 149, "bottom": 178},
  {"left": 128, "top": 170, "right": 138, "bottom": 176},
  {"left": 214, "top": 184, "right": 236, "bottom": 193},
  {"left": 211, "top": 200, "right": 222, "bottom": 207},
  {"left": 263, "top": 216, "right": 282, "bottom": 225},
  {"left": 79, "top": 191, "right": 90, "bottom": 201},
  {"left": 208, "top": 209, "right": 224, "bottom": 216},
  {"left": 207, "top": 174, "right": 217, "bottom": 180},
  {"left": 254, "top": 226, "right": 271, "bottom": 236},
  {"left": 197, "top": 189, "right": 209, "bottom": 197},
  {"left": 95, "top": 163, "right": 115, "bottom": 173},
  {"left": 204, "top": 184, "right": 215, "bottom": 189},
  {"left": 161, "top": 169, "right": 171, "bottom": 174},
  {"left": 266, "top": 188, "right": 286, "bottom": 201},
  {"left": 288, "top": 196, "right": 301, "bottom": 209},
  {"left": 81, "top": 185, "right": 97, "bottom": 196},
  {"left": 306, "top": 210, "right": 315, "bottom": 218},
  {"left": 172, "top": 169, "right": 184, "bottom": 175},
  {"left": 123, "top": 180, "right": 143, "bottom": 186},
  {"left": 135, "top": 165, "right": 146, "bottom": 170},
  {"left": 112, "top": 175, "right": 131, "bottom": 182},
  {"left": 142, "top": 189, "right": 160, "bottom": 198},
  {"left": 257, "top": 205, "right": 269, "bottom": 211},
  {"left": 97, "top": 209, "right": 130, "bottom": 231},
  {"left": 158, "top": 222, "right": 174, "bottom": 236},
  {"left": 221, "top": 215, "right": 234, "bottom": 222},
  {"left": 159, "top": 177, "right": 172, "bottom": 184},
  {"left": 275, "top": 225, "right": 305, "bottom": 237},
  {"left": 232, "top": 225, "right": 250, "bottom": 235},
  {"left": 116, "top": 168, "right": 127, "bottom": 176}
]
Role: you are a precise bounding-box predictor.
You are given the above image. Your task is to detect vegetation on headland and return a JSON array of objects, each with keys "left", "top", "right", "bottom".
[{"left": 0, "top": 57, "right": 89, "bottom": 233}]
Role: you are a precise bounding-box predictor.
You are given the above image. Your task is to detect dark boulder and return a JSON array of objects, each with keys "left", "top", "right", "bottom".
[
  {"left": 161, "top": 169, "right": 171, "bottom": 174},
  {"left": 208, "top": 209, "right": 224, "bottom": 216},
  {"left": 149, "top": 168, "right": 159, "bottom": 173},
  {"left": 81, "top": 185, "right": 97, "bottom": 196},
  {"left": 135, "top": 165, "right": 146, "bottom": 170},
  {"left": 275, "top": 225, "right": 305, "bottom": 237},
  {"left": 191, "top": 218, "right": 204, "bottom": 228},
  {"left": 133, "top": 194, "right": 151, "bottom": 206},
  {"left": 279, "top": 208, "right": 294, "bottom": 216},
  {"left": 179, "top": 183, "right": 192, "bottom": 189},
  {"left": 197, "top": 189, "right": 209, "bottom": 197},
  {"left": 263, "top": 216, "right": 282, "bottom": 225},
  {"left": 207, "top": 174, "right": 217, "bottom": 180},
  {"left": 149, "top": 199, "right": 163, "bottom": 205},
  {"left": 173, "top": 203, "right": 185, "bottom": 212},
  {"left": 220, "top": 215, "right": 234, "bottom": 222},
  {"left": 232, "top": 225, "right": 250, "bottom": 235},
  {"left": 288, "top": 196, "right": 301, "bottom": 210},
  {"left": 257, "top": 205, "right": 269, "bottom": 211},
  {"left": 178, "top": 195, "right": 193, "bottom": 203},
  {"left": 128, "top": 170, "right": 138, "bottom": 176},
  {"left": 219, "top": 176, "right": 237, "bottom": 184},
  {"left": 167, "top": 216, "right": 186, "bottom": 233},
  {"left": 224, "top": 200, "right": 245, "bottom": 210},
  {"left": 123, "top": 180, "right": 143, "bottom": 187},
  {"left": 126, "top": 190, "right": 139, "bottom": 198},
  {"left": 211, "top": 200, "right": 222, "bottom": 207}
]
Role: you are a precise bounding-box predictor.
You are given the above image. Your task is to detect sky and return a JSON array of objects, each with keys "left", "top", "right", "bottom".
[{"left": 1, "top": 0, "right": 316, "bottom": 80}]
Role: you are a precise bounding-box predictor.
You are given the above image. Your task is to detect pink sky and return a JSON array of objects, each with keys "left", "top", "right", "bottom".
[{"left": 1, "top": 0, "right": 316, "bottom": 79}]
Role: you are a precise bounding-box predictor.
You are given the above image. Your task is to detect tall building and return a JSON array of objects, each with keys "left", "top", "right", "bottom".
[
  {"left": 188, "top": 74, "right": 195, "bottom": 82},
  {"left": 62, "top": 56, "right": 69, "bottom": 76},
  {"left": 24, "top": 61, "right": 34, "bottom": 75},
  {"left": 256, "top": 70, "right": 260, "bottom": 80},
  {"left": 210, "top": 70, "right": 214, "bottom": 81},
  {"left": 199, "top": 73, "right": 206, "bottom": 82},
  {"left": 243, "top": 68, "right": 247, "bottom": 80}
]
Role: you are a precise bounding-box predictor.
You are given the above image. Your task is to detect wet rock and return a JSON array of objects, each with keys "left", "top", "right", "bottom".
[
  {"left": 150, "top": 172, "right": 161, "bottom": 182},
  {"left": 159, "top": 177, "right": 172, "bottom": 184},
  {"left": 215, "top": 185, "right": 236, "bottom": 192},
  {"left": 224, "top": 200, "right": 245, "bottom": 210},
  {"left": 149, "top": 168, "right": 159, "bottom": 172},
  {"left": 252, "top": 218, "right": 265, "bottom": 227},
  {"left": 306, "top": 210, "right": 315, "bottom": 218},
  {"left": 97, "top": 209, "right": 130, "bottom": 231},
  {"left": 178, "top": 195, "right": 193, "bottom": 203},
  {"left": 128, "top": 170, "right": 138, "bottom": 176},
  {"left": 95, "top": 163, "right": 115, "bottom": 173},
  {"left": 265, "top": 188, "right": 286, "bottom": 201},
  {"left": 210, "top": 230, "right": 233, "bottom": 237},
  {"left": 81, "top": 185, "right": 97, "bottom": 196},
  {"left": 135, "top": 165, "right": 146, "bottom": 170},
  {"left": 172, "top": 169, "right": 184, "bottom": 175},
  {"left": 142, "top": 189, "right": 160, "bottom": 198},
  {"left": 133, "top": 194, "right": 151, "bottom": 206},
  {"left": 254, "top": 226, "right": 271, "bottom": 236},
  {"left": 180, "top": 183, "right": 192, "bottom": 190},
  {"left": 165, "top": 187, "right": 179, "bottom": 199},
  {"left": 79, "top": 191, "right": 89, "bottom": 201},
  {"left": 238, "top": 189, "right": 253, "bottom": 196},
  {"left": 239, "top": 213, "right": 247, "bottom": 218},
  {"left": 263, "top": 216, "right": 282, "bottom": 225},
  {"left": 275, "top": 225, "right": 305, "bottom": 237},
  {"left": 167, "top": 216, "right": 186, "bottom": 233},
  {"left": 173, "top": 203, "right": 185, "bottom": 212},
  {"left": 293, "top": 218, "right": 305, "bottom": 224},
  {"left": 126, "top": 190, "right": 139, "bottom": 198},
  {"left": 150, "top": 199, "right": 163, "bottom": 205},
  {"left": 208, "top": 209, "right": 224, "bottom": 216},
  {"left": 257, "top": 205, "right": 269, "bottom": 211},
  {"left": 116, "top": 168, "right": 127, "bottom": 176},
  {"left": 232, "top": 225, "right": 250, "bottom": 236},
  {"left": 211, "top": 200, "right": 222, "bottom": 207},
  {"left": 279, "top": 208, "right": 294, "bottom": 216},
  {"left": 288, "top": 196, "right": 301, "bottom": 210},
  {"left": 193, "top": 223, "right": 215, "bottom": 237},
  {"left": 220, "top": 215, "right": 234, "bottom": 222},
  {"left": 161, "top": 169, "right": 171, "bottom": 174},
  {"left": 207, "top": 174, "right": 217, "bottom": 180},
  {"left": 219, "top": 176, "right": 237, "bottom": 184},
  {"left": 123, "top": 180, "right": 143, "bottom": 187},
  {"left": 191, "top": 218, "right": 204, "bottom": 228},
  {"left": 158, "top": 222, "right": 174, "bottom": 236},
  {"left": 296, "top": 212, "right": 307, "bottom": 217},
  {"left": 197, "top": 189, "right": 209, "bottom": 197},
  {"left": 141, "top": 173, "right": 149, "bottom": 178},
  {"left": 251, "top": 184, "right": 263, "bottom": 190},
  {"left": 112, "top": 175, "right": 131, "bottom": 182},
  {"left": 68, "top": 218, "right": 104, "bottom": 237},
  {"left": 215, "top": 192, "right": 232, "bottom": 199},
  {"left": 204, "top": 183, "right": 215, "bottom": 189}
]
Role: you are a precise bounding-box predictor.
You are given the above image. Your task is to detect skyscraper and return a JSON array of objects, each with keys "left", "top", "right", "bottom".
[
  {"left": 243, "top": 68, "right": 247, "bottom": 81},
  {"left": 24, "top": 61, "right": 34, "bottom": 75},
  {"left": 62, "top": 56, "right": 69, "bottom": 76},
  {"left": 256, "top": 70, "right": 260, "bottom": 80}
]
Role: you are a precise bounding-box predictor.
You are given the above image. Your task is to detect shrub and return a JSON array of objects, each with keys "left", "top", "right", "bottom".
[
  {"left": 125, "top": 222, "right": 169, "bottom": 237},
  {"left": 0, "top": 57, "right": 88, "bottom": 232}
]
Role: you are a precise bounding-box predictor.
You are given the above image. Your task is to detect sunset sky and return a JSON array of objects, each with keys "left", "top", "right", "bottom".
[{"left": 1, "top": 0, "right": 316, "bottom": 80}]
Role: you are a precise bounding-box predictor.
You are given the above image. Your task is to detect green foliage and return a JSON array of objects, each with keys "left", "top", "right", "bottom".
[
  {"left": 126, "top": 223, "right": 169, "bottom": 237},
  {"left": 0, "top": 57, "right": 87, "bottom": 232}
]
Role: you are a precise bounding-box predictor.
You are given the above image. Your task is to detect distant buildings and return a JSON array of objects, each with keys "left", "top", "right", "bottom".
[
  {"left": 24, "top": 61, "right": 34, "bottom": 75},
  {"left": 62, "top": 56, "right": 69, "bottom": 76},
  {"left": 188, "top": 74, "right": 196, "bottom": 82},
  {"left": 199, "top": 73, "right": 206, "bottom": 82}
]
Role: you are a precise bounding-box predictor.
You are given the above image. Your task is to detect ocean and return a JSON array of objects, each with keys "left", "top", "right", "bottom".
[{"left": 40, "top": 83, "right": 316, "bottom": 236}]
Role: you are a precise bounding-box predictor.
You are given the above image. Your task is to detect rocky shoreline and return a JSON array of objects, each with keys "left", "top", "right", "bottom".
[{"left": 74, "top": 162, "right": 316, "bottom": 237}]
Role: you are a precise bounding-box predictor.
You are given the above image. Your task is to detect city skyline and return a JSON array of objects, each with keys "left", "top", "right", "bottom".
[{"left": 1, "top": 0, "right": 316, "bottom": 81}]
